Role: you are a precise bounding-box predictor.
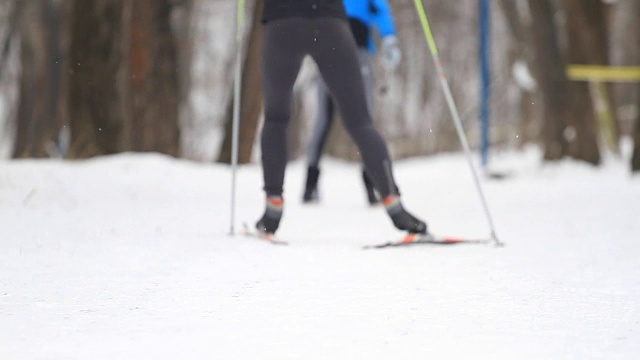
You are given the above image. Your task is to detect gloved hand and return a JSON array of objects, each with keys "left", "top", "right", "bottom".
[{"left": 381, "top": 35, "right": 402, "bottom": 71}]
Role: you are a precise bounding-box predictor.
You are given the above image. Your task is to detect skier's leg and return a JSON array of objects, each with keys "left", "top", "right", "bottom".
[
  {"left": 308, "top": 76, "right": 335, "bottom": 169},
  {"left": 257, "top": 18, "right": 307, "bottom": 233},
  {"left": 311, "top": 19, "right": 394, "bottom": 198},
  {"left": 310, "top": 18, "right": 426, "bottom": 234},
  {"left": 362, "top": 169, "right": 378, "bottom": 205},
  {"left": 358, "top": 48, "right": 376, "bottom": 114},
  {"left": 304, "top": 75, "right": 335, "bottom": 202},
  {"left": 357, "top": 48, "right": 379, "bottom": 205}
]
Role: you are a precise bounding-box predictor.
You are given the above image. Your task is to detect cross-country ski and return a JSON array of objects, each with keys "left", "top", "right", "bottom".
[{"left": 363, "top": 232, "right": 494, "bottom": 249}]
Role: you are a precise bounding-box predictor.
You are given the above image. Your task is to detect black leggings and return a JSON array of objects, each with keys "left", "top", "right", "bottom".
[{"left": 261, "top": 17, "right": 396, "bottom": 198}]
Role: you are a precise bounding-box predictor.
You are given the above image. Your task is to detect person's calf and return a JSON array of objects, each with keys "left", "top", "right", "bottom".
[{"left": 303, "top": 166, "right": 320, "bottom": 203}]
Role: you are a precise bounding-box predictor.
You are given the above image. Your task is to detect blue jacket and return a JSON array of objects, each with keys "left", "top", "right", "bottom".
[{"left": 343, "top": 0, "right": 397, "bottom": 53}]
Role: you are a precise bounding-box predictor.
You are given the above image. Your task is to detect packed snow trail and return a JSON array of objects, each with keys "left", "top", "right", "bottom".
[{"left": 1, "top": 147, "right": 640, "bottom": 359}]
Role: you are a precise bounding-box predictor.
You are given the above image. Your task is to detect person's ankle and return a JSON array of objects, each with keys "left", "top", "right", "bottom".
[{"left": 256, "top": 195, "right": 284, "bottom": 234}]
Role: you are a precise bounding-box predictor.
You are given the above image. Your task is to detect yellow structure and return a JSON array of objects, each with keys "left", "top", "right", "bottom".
[
  {"left": 567, "top": 65, "right": 640, "bottom": 82},
  {"left": 566, "top": 65, "right": 640, "bottom": 153}
]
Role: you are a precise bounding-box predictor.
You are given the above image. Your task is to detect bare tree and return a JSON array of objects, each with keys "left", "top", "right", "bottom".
[
  {"left": 632, "top": 1, "right": 640, "bottom": 172},
  {"left": 218, "top": 0, "right": 264, "bottom": 164},
  {"left": 634, "top": 100, "right": 640, "bottom": 172},
  {"left": 0, "top": 0, "right": 21, "bottom": 155},
  {"left": 68, "top": 0, "right": 181, "bottom": 158},
  {"left": 67, "top": 0, "right": 132, "bottom": 158},
  {"left": 130, "top": 0, "right": 181, "bottom": 156},
  {"left": 498, "top": 0, "right": 538, "bottom": 145},
  {"left": 528, "top": 0, "right": 571, "bottom": 161},
  {"left": 562, "top": 0, "right": 605, "bottom": 165},
  {"left": 172, "top": 0, "right": 195, "bottom": 157},
  {"left": 0, "top": 0, "right": 21, "bottom": 77},
  {"left": 610, "top": 0, "right": 639, "bottom": 139},
  {"left": 12, "top": 0, "right": 67, "bottom": 158}
]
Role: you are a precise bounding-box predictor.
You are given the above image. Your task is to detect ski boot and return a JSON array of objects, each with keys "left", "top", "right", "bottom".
[
  {"left": 302, "top": 166, "right": 320, "bottom": 203},
  {"left": 383, "top": 195, "right": 427, "bottom": 234},
  {"left": 256, "top": 195, "right": 284, "bottom": 234}
]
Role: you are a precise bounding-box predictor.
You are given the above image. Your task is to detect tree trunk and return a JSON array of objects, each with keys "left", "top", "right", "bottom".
[
  {"left": 130, "top": 0, "right": 181, "bottom": 156},
  {"left": 172, "top": 0, "right": 195, "bottom": 157},
  {"left": 68, "top": 0, "right": 181, "bottom": 158},
  {"left": 632, "top": 1, "right": 640, "bottom": 172},
  {"left": 498, "top": 0, "right": 538, "bottom": 146},
  {"left": 562, "top": 0, "right": 603, "bottom": 165},
  {"left": 218, "top": 0, "right": 264, "bottom": 164},
  {"left": 0, "top": 0, "right": 23, "bottom": 78},
  {"left": 12, "top": 0, "right": 66, "bottom": 158},
  {"left": 633, "top": 103, "right": 640, "bottom": 171},
  {"left": 528, "top": 0, "right": 570, "bottom": 161},
  {"left": 610, "top": 0, "right": 639, "bottom": 138},
  {"left": 67, "top": 0, "right": 132, "bottom": 158}
]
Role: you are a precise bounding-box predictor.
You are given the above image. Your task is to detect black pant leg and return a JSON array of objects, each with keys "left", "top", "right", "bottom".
[
  {"left": 309, "top": 18, "right": 397, "bottom": 198},
  {"left": 261, "top": 19, "right": 308, "bottom": 196}
]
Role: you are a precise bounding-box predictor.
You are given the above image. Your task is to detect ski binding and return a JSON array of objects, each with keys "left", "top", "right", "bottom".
[{"left": 239, "top": 223, "right": 289, "bottom": 246}]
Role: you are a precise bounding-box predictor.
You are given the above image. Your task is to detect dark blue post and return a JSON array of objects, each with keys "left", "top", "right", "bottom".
[{"left": 479, "top": 0, "right": 491, "bottom": 168}]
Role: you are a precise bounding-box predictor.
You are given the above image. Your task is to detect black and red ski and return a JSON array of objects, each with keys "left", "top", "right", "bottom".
[
  {"left": 239, "top": 223, "right": 289, "bottom": 246},
  {"left": 363, "top": 233, "right": 493, "bottom": 249}
]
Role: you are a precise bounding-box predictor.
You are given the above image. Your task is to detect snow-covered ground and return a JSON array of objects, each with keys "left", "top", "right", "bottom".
[{"left": 1, "top": 144, "right": 640, "bottom": 359}]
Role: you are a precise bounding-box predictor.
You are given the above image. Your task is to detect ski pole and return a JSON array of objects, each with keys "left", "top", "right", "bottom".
[
  {"left": 412, "top": 0, "right": 503, "bottom": 246},
  {"left": 230, "top": 0, "right": 246, "bottom": 235}
]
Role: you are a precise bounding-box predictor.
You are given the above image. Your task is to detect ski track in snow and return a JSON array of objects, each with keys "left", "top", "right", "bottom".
[{"left": 1, "top": 148, "right": 640, "bottom": 359}]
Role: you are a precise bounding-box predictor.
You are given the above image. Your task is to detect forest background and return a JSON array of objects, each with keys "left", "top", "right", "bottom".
[{"left": 0, "top": 0, "right": 638, "bottom": 171}]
